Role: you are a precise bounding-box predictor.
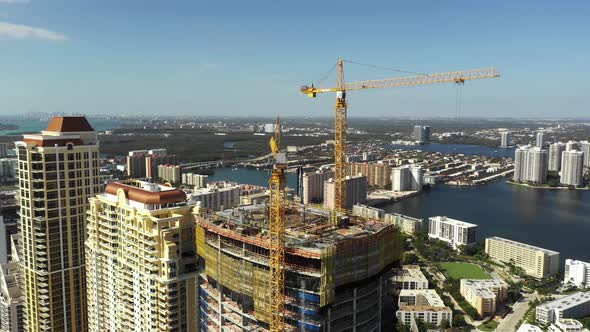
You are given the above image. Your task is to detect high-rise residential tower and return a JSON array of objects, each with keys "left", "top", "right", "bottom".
[
  {"left": 513, "top": 146, "right": 548, "bottom": 184},
  {"left": 548, "top": 142, "right": 566, "bottom": 172},
  {"left": 500, "top": 131, "right": 510, "bottom": 148},
  {"left": 412, "top": 125, "right": 430, "bottom": 144},
  {"left": 15, "top": 116, "right": 100, "bottom": 331},
  {"left": 560, "top": 150, "right": 584, "bottom": 186},
  {"left": 536, "top": 132, "right": 545, "bottom": 148},
  {"left": 580, "top": 141, "right": 590, "bottom": 168},
  {"left": 85, "top": 180, "right": 198, "bottom": 332}
]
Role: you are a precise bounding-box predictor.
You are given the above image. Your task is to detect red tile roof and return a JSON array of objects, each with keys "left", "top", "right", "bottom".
[
  {"left": 46, "top": 116, "right": 94, "bottom": 132},
  {"left": 105, "top": 182, "right": 186, "bottom": 205}
]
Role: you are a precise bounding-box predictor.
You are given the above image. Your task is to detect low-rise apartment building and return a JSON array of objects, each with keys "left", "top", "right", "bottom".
[
  {"left": 384, "top": 213, "right": 423, "bottom": 235},
  {"left": 460, "top": 279, "right": 508, "bottom": 317},
  {"left": 536, "top": 292, "right": 590, "bottom": 325},
  {"left": 485, "top": 237, "right": 560, "bottom": 279},
  {"left": 391, "top": 265, "right": 429, "bottom": 293},
  {"left": 396, "top": 289, "right": 452, "bottom": 327}
]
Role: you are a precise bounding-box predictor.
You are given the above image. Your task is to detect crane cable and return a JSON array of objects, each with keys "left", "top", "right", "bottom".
[
  {"left": 455, "top": 82, "right": 464, "bottom": 121},
  {"left": 314, "top": 59, "right": 429, "bottom": 87},
  {"left": 343, "top": 60, "right": 430, "bottom": 77}
]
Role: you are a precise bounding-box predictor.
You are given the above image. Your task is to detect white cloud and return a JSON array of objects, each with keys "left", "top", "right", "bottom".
[
  {"left": 0, "top": 0, "right": 30, "bottom": 3},
  {"left": 0, "top": 22, "right": 67, "bottom": 40}
]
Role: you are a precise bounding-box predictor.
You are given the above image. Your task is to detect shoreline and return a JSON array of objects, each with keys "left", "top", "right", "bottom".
[{"left": 506, "top": 180, "right": 590, "bottom": 191}]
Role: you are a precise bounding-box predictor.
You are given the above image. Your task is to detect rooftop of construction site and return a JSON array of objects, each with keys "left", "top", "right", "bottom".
[{"left": 197, "top": 203, "right": 393, "bottom": 251}]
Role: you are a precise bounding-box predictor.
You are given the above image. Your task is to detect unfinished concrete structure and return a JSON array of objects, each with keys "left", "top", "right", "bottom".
[{"left": 195, "top": 204, "right": 402, "bottom": 331}]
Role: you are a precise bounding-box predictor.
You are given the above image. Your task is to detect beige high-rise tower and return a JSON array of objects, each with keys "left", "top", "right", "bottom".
[
  {"left": 85, "top": 180, "right": 198, "bottom": 332},
  {"left": 15, "top": 117, "right": 100, "bottom": 331}
]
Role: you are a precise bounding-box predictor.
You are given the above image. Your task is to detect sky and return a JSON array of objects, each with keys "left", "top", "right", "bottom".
[{"left": 0, "top": 0, "right": 589, "bottom": 118}]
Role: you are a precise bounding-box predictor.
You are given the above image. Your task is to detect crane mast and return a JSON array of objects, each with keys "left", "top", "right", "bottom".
[
  {"left": 269, "top": 118, "right": 286, "bottom": 332},
  {"left": 334, "top": 59, "right": 347, "bottom": 213},
  {"left": 301, "top": 60, "right": 500, "bottom": 212}
]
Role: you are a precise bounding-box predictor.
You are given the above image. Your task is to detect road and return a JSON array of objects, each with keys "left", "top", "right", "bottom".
[{"left": 496, "top": 292, "right": 536, "bottom": 332}]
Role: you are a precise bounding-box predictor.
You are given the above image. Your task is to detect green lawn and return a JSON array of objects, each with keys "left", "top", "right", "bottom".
[
  {"left": 440, "top": 262, "right": 491, "bottom": 280},
  {"left": 477, "top": 320, "right": 498, "bottom": 331}
]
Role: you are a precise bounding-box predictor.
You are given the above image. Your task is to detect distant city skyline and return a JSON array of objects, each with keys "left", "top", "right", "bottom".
[{"left": 1, "top": 1, "right": 589, "bottom": 117}]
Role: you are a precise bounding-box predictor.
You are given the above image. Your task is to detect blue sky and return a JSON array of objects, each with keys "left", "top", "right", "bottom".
[{"left": 1, "top": 0, "right": 589, "bottom": 118}]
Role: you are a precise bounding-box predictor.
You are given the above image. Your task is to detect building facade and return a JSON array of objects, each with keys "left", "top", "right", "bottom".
[
  {"left": 485, "top": 237, "right": 560, "bottom": 279},
  {"left": 182, "top": 173, "right": 208, "bottom": 188},
  {"left": 564, "top": 259, "right": 590, "bottom": 289},
  {"left": 324, "top": 175, "right": 367, "bottom": 210},
  {"left": 302, "top": 170, "right": 333, "bottom": 204},
  {"left": 460, "top": 279, "right": 508, "bottom": 317},
  {"left": 513, "top": 146, "right": 548, "bottom": 184},
  {"left": 412, "top": 126, "right": 430, "bottom": 144},
  {"left": 187, "top": 184, "right": 240, "bottom": 211},
  {"left": 396, "top": 289, "right": 452, "bottom": 327},
  {"left": 500, "top": 131, "right": 510, "bottom": 148},
  {"left": 580, "top": 141, "right": 590, "bottom": 168},
  {"left": 536, "top": 132, "right": 545, "bottom": 148},
  {"left": 391, "top": 266, "right": 429, "bottom": 292},
  {"left": 0, "top": 158, "right": 17, "bottom": 178},
  {"left": 384, "top": 213, "right": 423, "bottom": 235},
  {"left": 391, "top": 166, "right": 423, "bottom": 192},
  {"left": 560, "top": 150, "right": 584, "bottom": 186},
  {"left": 158, "top": 164, "right": 181, "bottom": 183},
  {"left": 346, "top": 162, "right": 391, "bottom": 188},
  {"left": 196, "top": 205, "right": 402, "bottom": 331},
  {"left": 428, "top": 216, "right": 477, "bottom": 249},
  {"left": 536, "top": 292, "right": 590, "bottom": 325},
  {"left": 0, "top": 261, "right": 24, "bottom": 332},
  {"left": 15, "top": 116, "right": 100, "bottom": 331},
  {"left": 548, "top": 143, "right": 566, "bottom": 172},
  {"left": 85, "top": 180, "right": 198, "bottom": 331},
  {"left": 352, "top": 204, "right": 384, "bottom": 220}
]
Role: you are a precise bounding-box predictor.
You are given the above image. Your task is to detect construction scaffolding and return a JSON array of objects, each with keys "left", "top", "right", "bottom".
[{"left": 195, "top": 204, "right": 402, "bottom": 331}]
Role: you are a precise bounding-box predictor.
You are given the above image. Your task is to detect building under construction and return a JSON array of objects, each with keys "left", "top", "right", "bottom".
[{"left": 195, "top": 203, "right": 402, "bottom": 331}]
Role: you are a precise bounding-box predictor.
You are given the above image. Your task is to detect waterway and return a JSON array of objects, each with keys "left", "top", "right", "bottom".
[
  {"left": 0, "top": 118, "right": 124, "bottom": 135},
  {"left": 208, "top": 167, "right": 298, "bottom": 188},
  {"left": 387, "top": 143, "right": 515, "bottom": 158},
  {"left": 209, "top": 143, "right": 589, "bottom": 263}
]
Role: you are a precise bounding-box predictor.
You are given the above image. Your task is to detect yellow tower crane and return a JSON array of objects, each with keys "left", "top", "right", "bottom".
[
  {"left": 301, "top": 59, "right": 500, "bottom": 212},
  {"left": 268, "top": 117, "right": 287, "bottom": 332}
]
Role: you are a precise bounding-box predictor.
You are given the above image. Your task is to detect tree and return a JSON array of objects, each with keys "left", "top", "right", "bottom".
[
  {"left": 439, "top": 318, "right": 450, "bottom": 329},
  {"left": 402, "top": 252, "right": 419, "bottom": 265}
]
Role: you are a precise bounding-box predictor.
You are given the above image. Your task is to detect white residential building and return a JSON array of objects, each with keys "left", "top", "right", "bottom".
[
  {"left": 384, "top": 213, "right": 423, "bottom": 235},
  {"left": 560, "top": 150, "right": 584, "bottom": 186},
  {"left": 549, "top": 318, "right": 584, "bottom": 332},
  {"left": 0, "top": 261, "right": 24, "bottom": 332},
  {"left": 536, "top": 132, "right": 546, "bottom": 148},
  {"left": 391, "top": 265, "right": 429, "bottom": 292},
  {"left": 428, "top": 216, "right": 477, "bottom": 249},
  {"left": 517, "top": 324, "right": 543, "bottom": 332},
  {"left": 391, "top": 165, "right": 423, "bottom": 192},
  {"left": 500, "top": 131, "right": 510, "bottom": 148},
  {"left": 580, "top": 141, "right": 590, "bottom": 168},
  {"left": 396, "top": 289, "right": 452, "bottom": 327},
  {"left": 513, "top": 146, "right": 548, "bottom": 183},
  {"left": 352, "top": 204, "right": 384, "bottom": 220},
  {"left": 187, "top": 184, "right": 240, "bottom": 211},
  {"left": 564, "top": 259, "right": 590, "bottom": 289},
  {"left": 549, "top": 143, "right": 566, "bottom": 172},
  {"left": 536, "top": 292, "right": 590, "bottom": 325}
]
